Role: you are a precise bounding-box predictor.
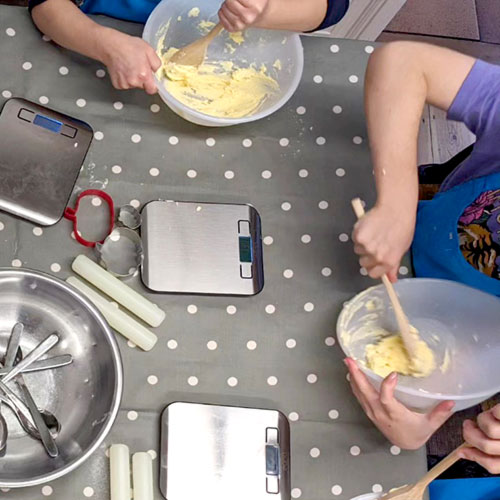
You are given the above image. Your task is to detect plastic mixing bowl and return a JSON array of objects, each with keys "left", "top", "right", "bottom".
[
  {"left": 143, "top": 0, "right": 304, "bottom": 126},
  {"left": 337, "top": 278, "right": 500, "bottom": 412}
]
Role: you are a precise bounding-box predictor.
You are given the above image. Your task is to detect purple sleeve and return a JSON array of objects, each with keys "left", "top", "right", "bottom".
[
  {"left": 447, "top": 59, "right": 500, "bottom": 139},
  {"left": 439, "top": 60, "right": 500, "bottom": 190}
]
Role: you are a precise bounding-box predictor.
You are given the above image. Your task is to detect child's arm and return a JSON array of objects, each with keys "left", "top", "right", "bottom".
[
  {"left": 31, "top": 0, "right": 160, "bottom": 94},
  {"left": 352, "top": 42, "right": 475, "bottom": 281},
  {"left": 219, "top": 0, "right": 338, "bottom": 33}
]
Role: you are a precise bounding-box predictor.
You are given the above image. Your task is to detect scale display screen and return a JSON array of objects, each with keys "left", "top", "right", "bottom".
[
  {"left": 239, "top": 236, "right": 253, "bottom": 263},
  {"left": 33, "top": 114, "right": 62, "bottom": 133}
]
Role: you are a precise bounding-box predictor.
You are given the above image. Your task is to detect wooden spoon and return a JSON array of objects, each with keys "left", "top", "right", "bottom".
[
  {"left": 170, "top": 23, "right": 224, "bottom": 67},
  {"left": 351, "top": 198, "right": 420, "bottom": 361},
  {"left": 381, "top": 444, "right": 468, "bottom": 499}
]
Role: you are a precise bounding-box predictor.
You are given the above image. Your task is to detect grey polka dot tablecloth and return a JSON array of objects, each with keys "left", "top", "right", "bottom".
[{"left": 0, "top": 6, "right": 420, "bottom": 500}]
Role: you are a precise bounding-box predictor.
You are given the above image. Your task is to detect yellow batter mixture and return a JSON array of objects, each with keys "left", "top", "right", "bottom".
[
  {"left": 198, "top": 20, "right": 216, "bottom": 34},
  {"left": 159, "top": 47, "right": 280, "bottom": 118},
  {"left": 365, "top": 329, "right": 436, "bottom": 378},
  {"left": 229, "top": 31, "right": 245, "bottom": 44}
]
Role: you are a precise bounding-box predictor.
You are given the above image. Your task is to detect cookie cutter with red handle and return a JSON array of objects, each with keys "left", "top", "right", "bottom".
[{"left": 64, "top": 189, "right": 115, "bottom": 248}]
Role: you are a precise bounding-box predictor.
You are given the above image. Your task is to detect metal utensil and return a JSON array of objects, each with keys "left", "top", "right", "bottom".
[
  {"left": 14, "top": 344, "right": 59, "bottom": 457},
  {"left": 0, "top": 394, "right": 38, "bottom": 438},
  {"left": 170, "top": 23, "right": 224, "bottom": 67},
  {"left": 1, "top": 333, "right": 59, "bottom": 384},
  {"left": 0, "top": 361, "right": 61, "bottom": 442},
  {"left": 0, "top": 323, "right": 22, "bottom": 453},
  {"left": 0, "top": 269, "right": 122, "bottom": 489},
  {"left": 0, "top": 354, "right": 73, "bottom": 376},
  {"left": 381, "top": 444, "right": 468, "bottom": 499},
  {"left": 5, "top": 323, "right": 23, "bottom": 367},
  {"left": 0, "top": 380, "right": 37, "bottom": 432}
]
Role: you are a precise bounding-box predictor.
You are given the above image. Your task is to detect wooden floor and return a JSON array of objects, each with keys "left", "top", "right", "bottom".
[
  {"left": 418, "top": 105, "right": 476, "bottom": 167},
  {"left": 387, "top": 0, "right": 500, "bottom": 45}
]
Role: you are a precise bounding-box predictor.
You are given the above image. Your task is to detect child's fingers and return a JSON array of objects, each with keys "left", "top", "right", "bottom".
[
  {"left": 492, "top": 404, "right": 500, "bottom": 421},
  {"left": 463, "top": 419, "right": 500, "bottom": 456},
  {"left": 112, "top": 73, "right": 128, "bottom": 90},
  {"left": 459, "top": 447, "right": 500, "bottom": 475},
  {"left": 366, "top": 264, "right": 387, "bottom": 279},
  {"left": 147, "top": 48, "right": 162, "bottom": 73},
  {"left": 379, "top": 372, "right": 398, "bottom": 412},
  {"left": 143, "top": 73, "right": 157, "bottom": 95},
  {"left": 359, "top": 255, "right": 378, "bottom": 270},
  {"left": 478, "top": 409, "right": 500, "bottom": 440},
  {"left": 220, "top": 6, "right": 243, "bottom": 30},
  {"left": 387, "top": 267, "right": 399, "bottom": 283},
  {"left": 218, "top": 11, "right": 233, "bottom": 31},
  {"left": 223, "top": 0, "right": 244, "bottom": 17},
  {"left": 353, "top": 243, "right": 366, "bottom": 256},
  {"left": 345, "top": 358, "right": 379, "bottom": 403},
  {"left": 238, "top": 0, "right": 257, "bottom": 8}
]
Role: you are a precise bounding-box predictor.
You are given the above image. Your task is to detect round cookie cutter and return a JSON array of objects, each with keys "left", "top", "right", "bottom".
[
  {"left": 95, "top": 227, "right": 144, "bottom": 279},
  {"left": 117, "top": 205, "right": 142, "bottom": 231}
]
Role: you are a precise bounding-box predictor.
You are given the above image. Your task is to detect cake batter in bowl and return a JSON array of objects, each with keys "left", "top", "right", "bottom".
[
  {"left": 143, "top": 0, "right": 303, "bottom": 126},
  {"left": 337, "top": 278, "right": 500, "bottom": 412}
]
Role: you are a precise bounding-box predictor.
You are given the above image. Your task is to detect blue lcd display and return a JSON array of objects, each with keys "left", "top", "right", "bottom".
[
  {"left": 239, "top": 236, "right": 253, "bottom": 263},
  {"left": 33, "top": 114, "right": 63, "bottom": 133},
  {"left": 265, "top": 445, "right": 280, "bottom": 476}
]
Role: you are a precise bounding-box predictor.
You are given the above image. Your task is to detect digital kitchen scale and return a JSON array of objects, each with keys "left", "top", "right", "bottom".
[
  {"left": 0, "top": 98, "right": 93, "bottom": 226},
  {"left": 141, "top": 200, "right": 264, "bottom": 295},
  {"left": 160, "top": 402, "right": 291, "bottom": 500}
]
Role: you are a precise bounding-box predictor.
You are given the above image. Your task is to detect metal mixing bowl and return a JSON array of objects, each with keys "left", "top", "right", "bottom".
[{"left": 0, "top": 268, "right": 123, "bottom": 487}]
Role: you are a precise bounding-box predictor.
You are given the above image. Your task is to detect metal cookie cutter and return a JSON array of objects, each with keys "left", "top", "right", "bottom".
[
  {"left": 117, "top": 205, "right": 142, "bottom": 230},
  {"left": 95, "top": 227, "right": 144, "bottom": 279}
]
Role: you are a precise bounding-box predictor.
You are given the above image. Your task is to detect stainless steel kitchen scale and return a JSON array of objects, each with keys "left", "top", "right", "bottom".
[
  {"left": 0, "top": 98, "right": 93, "bottom": 226},
  {"left": 160, "top": 402, "right": 291, "bottom": 500},
  {"left": 141, "top": 200, "right": 264, "bottom": 295}
]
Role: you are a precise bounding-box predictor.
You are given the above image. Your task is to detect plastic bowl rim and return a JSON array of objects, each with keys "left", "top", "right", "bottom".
[
  {"left": 337, "top": 277, "right": 500, "bottom": 402},
  {"left": 142, "top": 9, "right": 304, "bottom": 125}
]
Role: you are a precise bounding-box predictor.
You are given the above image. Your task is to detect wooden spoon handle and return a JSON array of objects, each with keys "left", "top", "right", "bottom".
[
  {"left": 351, "top": 198, "right": 417, "bottom": 358},
  {"left": 419, "top": 443, "right": 468, "bottom": 486},
  {"left": 205, "top": 23, "right": 224, "bottom": 42}
]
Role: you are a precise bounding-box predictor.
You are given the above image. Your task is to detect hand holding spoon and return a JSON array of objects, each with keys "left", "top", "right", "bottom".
[{"left": 351, "top": 198, "right": 420, "bottom": 362}]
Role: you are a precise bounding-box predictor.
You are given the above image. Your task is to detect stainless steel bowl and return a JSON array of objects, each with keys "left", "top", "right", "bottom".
[{"left": 0, "top": 268, "right": 123, "bottom": 487}]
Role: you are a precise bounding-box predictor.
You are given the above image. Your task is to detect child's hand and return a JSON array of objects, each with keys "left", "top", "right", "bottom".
[
  {"left": 460, "top": 406, "right": 500, "bottom": 474},
  {"left": 98, "top": 28, "right": 161, "bottom": 94},
  {"left": 352, "top": 203, "right": 416, "bottom": 282},
  {"left": 219, "top": 0, "right": 270, "bottom": 32},
  {"left": 345, "top": 358, "right": 455, "bottom": 449}
]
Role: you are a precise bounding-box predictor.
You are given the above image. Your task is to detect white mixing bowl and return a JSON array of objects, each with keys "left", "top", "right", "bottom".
[
  {"left": 337, "top": 278, "right": 500, "bottom": 412},
  {"left": 143, "top": 0, "right": 304, "bottom": 126}
]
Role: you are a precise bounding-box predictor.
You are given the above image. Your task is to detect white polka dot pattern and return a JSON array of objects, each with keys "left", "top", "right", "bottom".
[{"left": 0, "top": 32, "right": 418, "bottom": 497}]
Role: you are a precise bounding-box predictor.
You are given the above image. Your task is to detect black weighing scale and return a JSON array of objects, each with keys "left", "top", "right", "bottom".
[{"left": 0, "top": 98, "right": 93, "bottom": 226}]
